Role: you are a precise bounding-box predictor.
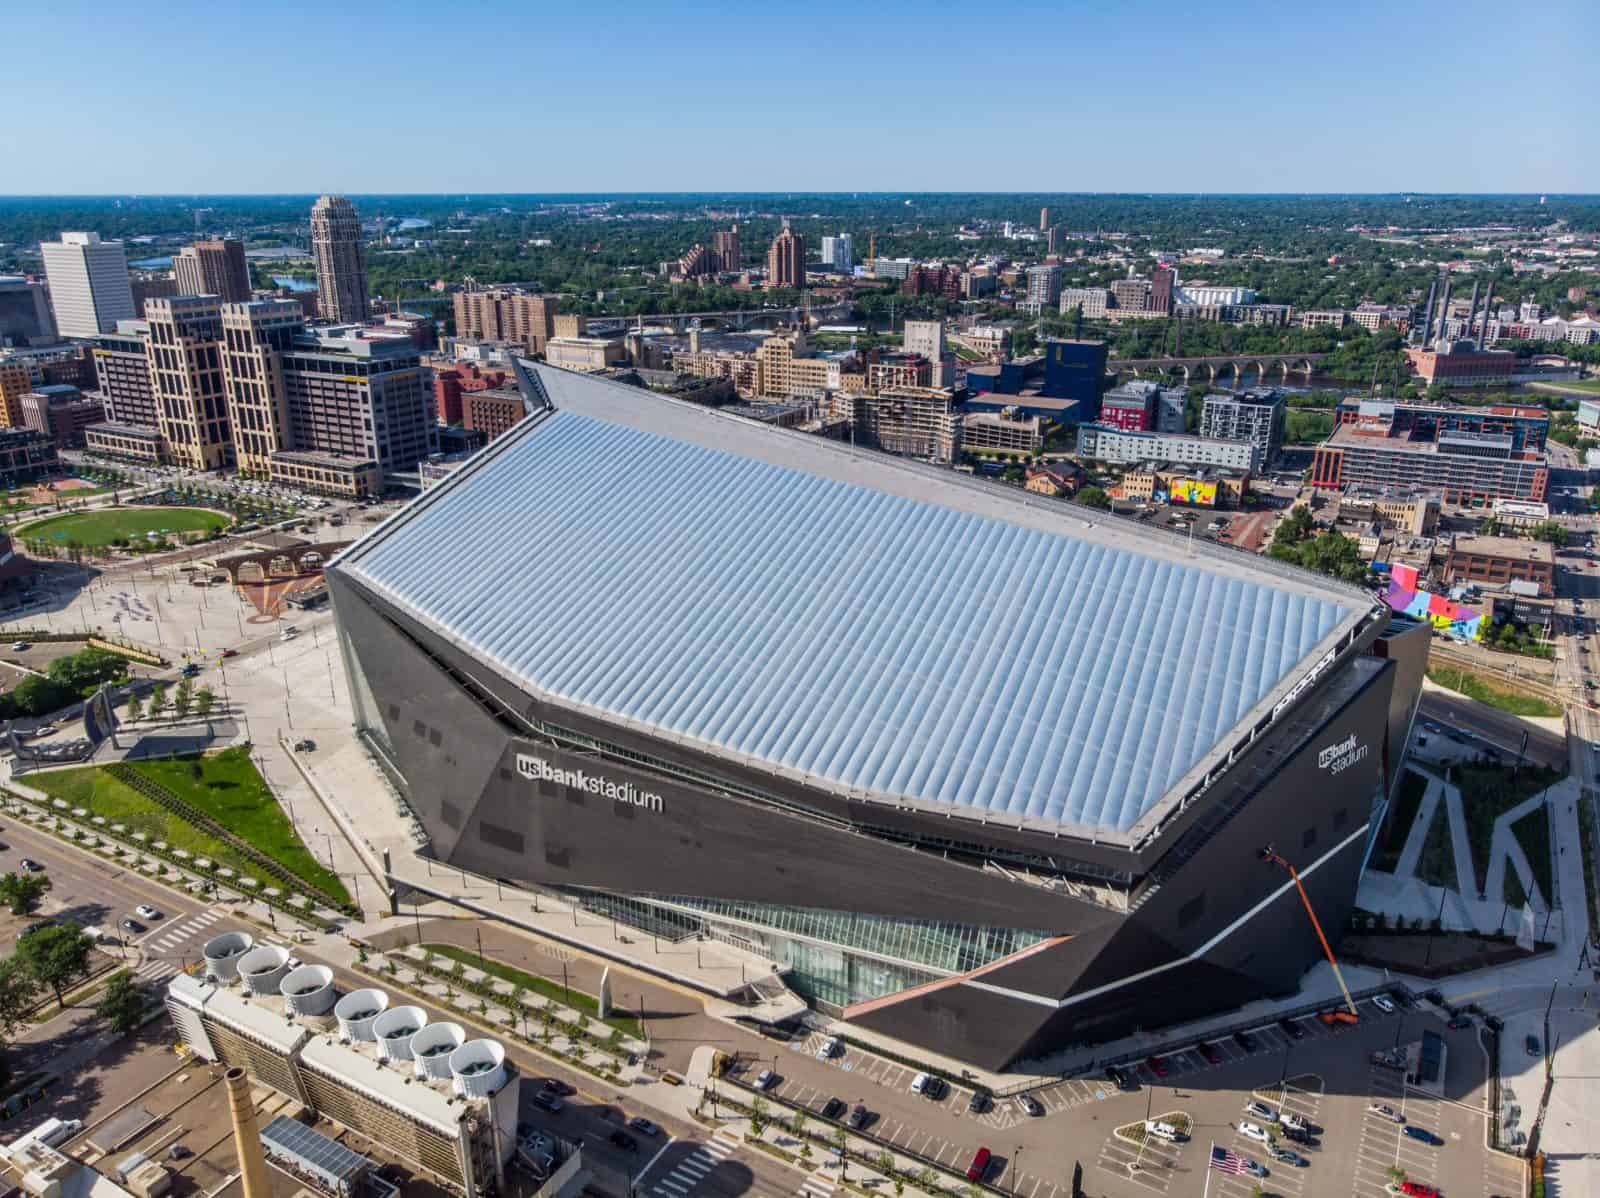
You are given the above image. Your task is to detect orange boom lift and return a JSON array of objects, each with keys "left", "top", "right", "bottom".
[{"left": 1261, "top": 845, "right": 1360, "bottom": 1021}]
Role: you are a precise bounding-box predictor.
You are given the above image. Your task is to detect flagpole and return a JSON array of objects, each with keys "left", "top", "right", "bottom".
[{"left": 1202, "top": 1144, "right": 1213, "bottom": 1198}]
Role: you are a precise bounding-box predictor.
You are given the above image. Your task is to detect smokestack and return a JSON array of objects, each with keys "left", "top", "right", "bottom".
[
  {"left": 1477, "top": 280, "right": 1495, "bottom": 349},
  {"left": 1433, "top": 280, "right": 1452, "bottom": 344},
  {"left": 1416, "top": 279, "right": 1438, "bottom": 347},
  {"left": 225, "top": 1068, "right": 272, "bottom": 1198},
  {"left": 1464, "top": 280, "right": 1480, "bottom": 347}
]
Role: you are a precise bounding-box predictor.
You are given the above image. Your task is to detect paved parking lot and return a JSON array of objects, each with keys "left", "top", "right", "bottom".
[{"left": 746, "top": 998, "right": 1521, "bottom": 1198}]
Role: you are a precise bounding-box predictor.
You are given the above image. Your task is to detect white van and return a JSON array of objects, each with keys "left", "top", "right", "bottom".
[{"left": 1145, "top": 1120, "right": 1181, "bottom": 1142}]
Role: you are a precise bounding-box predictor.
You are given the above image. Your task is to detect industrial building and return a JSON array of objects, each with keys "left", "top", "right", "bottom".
[
  {"left": 1311, "top": 406, "right": 1549, "bottom": 505},
  {"left": 166, "top": 937, "right": 518, "bottom": 1198},
  {"left": 325, "top": 363, "right": 1427, "bottom": 1070}
]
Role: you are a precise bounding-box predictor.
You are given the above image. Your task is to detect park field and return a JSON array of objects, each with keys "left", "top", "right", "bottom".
[{"left": 18, "top": 506, "right": 227, "bottom": 549}]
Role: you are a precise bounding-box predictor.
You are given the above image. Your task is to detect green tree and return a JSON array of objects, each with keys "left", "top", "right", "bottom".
[
  {"left": 1074, "top": 486, "right": 1111, "bottom": 510},
  {"left": 173, "top": 678, "right": 193, "bottom": 718},
  {"left": 1529, "top": 520, "right": 1569, "bottom": 546},
  {"left": 148, "top": 683, "right": 168, "bottom": 717},
  {"left": 0, "top": 958, "right": 43, "bottom": 1039},
  {"left": 194, "top": 687, "right": 215, "bottom": 720},
  {"left": 749, "top": 1095, "right": 770, "bottom": 1138},
  {"left": 15, "top": 922, "right": 94, "bottom": 1007},
  {"left": 124, "top": 691, "right": 143, "bottom": 721},
  {"left": 832, "top": 1127, "right": 850, "bottom": 1181},
  {"left": 95, "top": 970, "right": 146, "bottom": 1034},
  {"left": 0, "top": 871, "right": 51, "bottom": 915}
]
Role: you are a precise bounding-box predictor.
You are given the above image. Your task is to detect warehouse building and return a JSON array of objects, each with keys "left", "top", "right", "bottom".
[{"left": 326, "top": 364, "right": 1427, "bottom": 1070}]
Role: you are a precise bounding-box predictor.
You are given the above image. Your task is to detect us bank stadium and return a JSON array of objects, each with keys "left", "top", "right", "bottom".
[{"left": 326, "top": 364, "right": 1427, "bottom": 1070}]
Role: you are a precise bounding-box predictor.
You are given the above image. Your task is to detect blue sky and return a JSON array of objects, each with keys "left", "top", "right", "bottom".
[{"left": 2, "top": 0, "right": 1590, "bottom": 194}]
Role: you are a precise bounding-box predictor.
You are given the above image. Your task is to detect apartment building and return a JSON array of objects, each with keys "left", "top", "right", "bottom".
[
  {"left": 1200, "top": 387, "right": 1287, "bottom": 464},
  {"left": 145, "top": 295, "right": 234, "bottom": 470},
  {"left": 453, "top": 289, "right": 560, "bottom": 355},
  {"left": 1024, "top": 264, "right": 1061, "bottom": 310},
  {"left": 767, "top": 225, "right": 805, "bottom": 289},
  {"left": 1076, "top": 423, "right": 1261, "bottom": 471},
  {"left": 221, "top": 300, "right": 305, "bottom": 476},
  {"left": 853, "top": 386, "right": 962, "bottom": 464},
  {"left": 712, "top": 223, "right": 742, "bottom": 272},
  {"left": 1060, "top": 287, "right": 1110, "bottom": 318},
  {"left": 84, "top": 421, "right": 167, "bottom": 464},
  {"left": 1310, "top": 423, "right": 1547, "bottom": 505},
  {"left": 756, "top": 332, "right": 837, "bottom": 399},
  {"left": 1111, "top": 277, "right": 1152, "bottom": 313},
  {"left": 0, "top": 428, "right": 59, "bottom": 487},
  {"left": 1333, "top": 397, "right": 1547, "bottom": 452},
  {"left": 40, "top": 232, "right": 136, "bottom": 337}
]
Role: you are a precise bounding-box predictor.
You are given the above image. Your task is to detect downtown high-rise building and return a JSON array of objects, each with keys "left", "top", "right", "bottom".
[
  {"left": 144, "top": 295, "right": 233, "bottom": 470},
  {"left": 40, "top": 232, "right": 136, "bottom": 337},
  {"left": 766, "top": 224, "right": 805, "bottom": 290},
  {"left": 221, "top": 300, "right": 305, "bottom": 475},
  {"left": 174, "top": 238, "right": 252, "bottom": 304},
  {"left": 309, "top": 196, "right": 370, "bottom": 323}
]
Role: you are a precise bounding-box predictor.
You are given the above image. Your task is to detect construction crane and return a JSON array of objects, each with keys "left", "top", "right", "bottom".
[{"left": 1260, "top": 845, "right": 1360, "bottom": 1018}]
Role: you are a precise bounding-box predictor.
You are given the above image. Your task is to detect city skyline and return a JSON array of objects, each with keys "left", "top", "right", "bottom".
[{"left": 1, "top": 0, "right": 1591, "bottom": 195}]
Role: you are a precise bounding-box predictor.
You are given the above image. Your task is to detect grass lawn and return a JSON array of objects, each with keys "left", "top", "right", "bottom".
[
  {"left": 17, "top": 506, "right": 227, "bottom": 549},
  {"left": 1425, "top": 664, "right": 1562, "bottom": 718},
  {"left": 1530, "top": 378, "right": 1600, "bottom": 395},
  {"left": 422, "top": 943, "right": 640, "bottom": 1036},
  {"left": 1509, "top": 803, "right": 1554, "bottom": 904},
  {"left": 125, "top": 748, "right": 349, "bottom": 905},
  {"left": 1373, "top": 768, "right": 1430, "bottom": 872},
  {"left": 29, "top": 747, "right": 348, "bottom": 906},
  {"left": 1452, "top": 762, "right": 1564, "bottom": 895}
]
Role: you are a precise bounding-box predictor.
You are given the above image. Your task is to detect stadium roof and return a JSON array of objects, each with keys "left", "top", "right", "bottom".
[{"left": 337, "top": 365, "right": 1375, "bottom": 843}]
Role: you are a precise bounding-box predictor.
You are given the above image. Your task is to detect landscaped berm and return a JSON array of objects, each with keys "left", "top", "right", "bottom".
[
  {"left": 17, "top": 505, "right": 228, "bottom": 551},
  {"left": 29, "top": 746, "right": 350, "bottom": 907}
]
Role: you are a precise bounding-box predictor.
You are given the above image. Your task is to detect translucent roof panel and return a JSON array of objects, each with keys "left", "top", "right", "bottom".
[{"left": 342, "top": 375, "right": 1361, "bottom": 838}]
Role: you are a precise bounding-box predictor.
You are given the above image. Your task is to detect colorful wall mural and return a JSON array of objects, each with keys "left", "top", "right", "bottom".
[{"left": 1381, "top": 563, "right": 1484, "bottom": 641}]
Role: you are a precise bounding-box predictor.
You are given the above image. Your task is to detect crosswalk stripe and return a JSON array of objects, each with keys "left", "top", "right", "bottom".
[
  {"left": 676, "top": 1159, "right": 711, "bottom": 1175},
  {"left": 654, "top": 1181, "right": 687, "bottom": 1195}
]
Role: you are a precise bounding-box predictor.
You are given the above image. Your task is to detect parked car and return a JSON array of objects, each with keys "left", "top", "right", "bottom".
[
  {"left": 627, "top": 1117, "right": 660, "bottom": 1137},
  {"left": 120, "top": 918, "right": 144, "bottom": 933},
  {"left": 822, "top": 1098, "right": 846, "bottom": 1121},
  {"left": 220, "top": 648, "right": 239, "bottom": 659},
  {"left": 1244, "top": 1101, "right": 1276, "bottom": 1122},
  {"left": 135, "top": 905, "right": 161, "bottom": 920},
  {"left": 1525, "top": 1034, "right": 1541, "bottom": 1057},
  {"left": 967, "top": 1091, "right": 990, "bottom": 1115},
  {"left": 1373, "top": 995, "right": 1396, "bottom": 1014},
  {"left": 965, "top": 1147, "right": 992, "bottom": 1181},
  {"left": 1242, "top": 1158, "right": 1268, "bottom": 1178},
  {"left": 531, "top": 1092, "right": 563, "bottom": 1113},
  {"left": 1279, "top": 1112, "right": 1308, "bottom": 1134},
  {"left": 1145, "top": 1054, "right": 1169, "bottom": 1078},
  {"left": 1399, "top": 1182, "right": 1438, "bottom": 1198},
  {"left": 1104, "top": 1065, "right": 1130, "bottom": 1090},
  {"left": 166, "top": 1145, "right": 191, "bottom": 1161},
  {"left": 1234, "top": 1030, "right": 1258, "bottom": 1053},
  {"left": 19, "top": 858, "right": 44, "bottom": 872},
  {"left": 541, "top": 1077, "right": 574, "bottom": 1096},
  {"left": 816, "top": 1036, "right": 840, "bottom": 1060},
  {"left": 754, "top": 1069, "right": 777, "bottom": 1091},
  {"left": 1389, "top": 990, "right": 1414, "bottom": 1010},
  {"left": 293, "top": 738, "right": 316, "bottom": 752},
  {"left": 847, "top": 1104, "right": 870, "bottom": 1130},
  {"left": 1268, "top": 1146, "right": 1306, "bottom": 1167},
  {"left": 1368, "top": 1103, "right": 1405, "bottom": 1123},
  {"left": 1016, "top": 1095, "right": 1043, "bottom": 1117},
  {"left": 1402, "top": 1125, "right": 1440, "bottom": 1146},
  {"left": 1239, "top": 1121, "right": 1270, "bottom": 1144},
  {"left": 1197, "top": 1041, "right": 1222, "bottom": 1065},
  {"left": 9, "top": 642, "right": 29, "bottom": 652},
  {"left": 608, "top": 1130, "right": 638, "bottom": 1153},
  {"left": 1279, "top": 1017, "right": 1306, "bottom": 1039}
]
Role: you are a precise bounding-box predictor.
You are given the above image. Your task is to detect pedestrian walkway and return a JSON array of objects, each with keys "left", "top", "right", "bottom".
[
  {"left": 144, "top": 908, "right": 224, "bottom": 954},
  {"left": 796, "top": 1173, "right": 836, "bottom": 1198},
  {"left": 649, "top": 1130, "right": 742, "bottom": 1197}
]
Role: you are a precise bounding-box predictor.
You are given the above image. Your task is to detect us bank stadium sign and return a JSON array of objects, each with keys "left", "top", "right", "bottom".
[
  {"left": 516, "top": 754, "right": 664, "bottom": 813},
  {"left": 1318, "top": 734, "right": 1369, "bottom": 776}
]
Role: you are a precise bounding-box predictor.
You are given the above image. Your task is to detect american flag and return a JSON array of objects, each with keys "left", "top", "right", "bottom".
[{"left": 1210, "top": 1145, "right": 1250, "bottom": 1175}]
